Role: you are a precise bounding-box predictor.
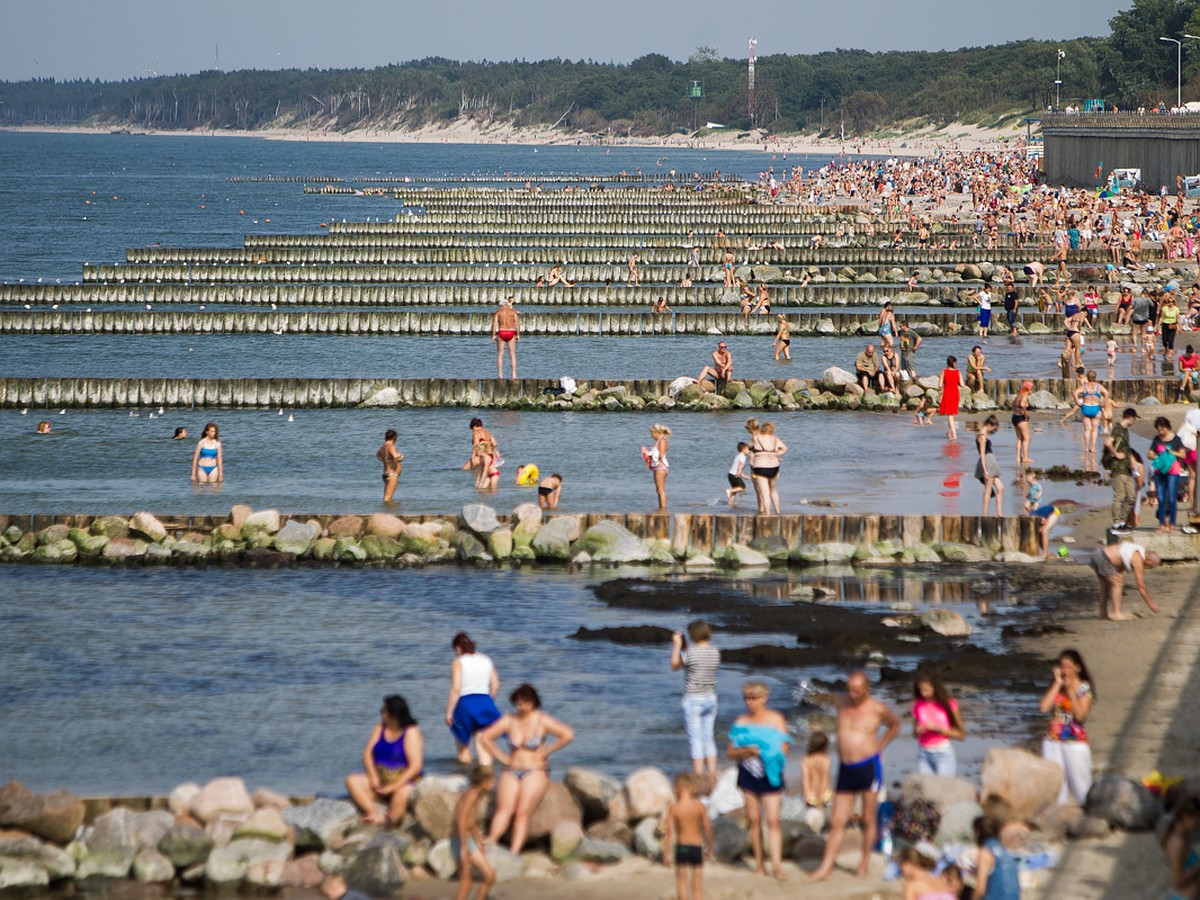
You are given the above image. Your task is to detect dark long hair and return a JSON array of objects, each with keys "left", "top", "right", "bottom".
[
  {"left": 452, "top": 632, "right": 477, "bottom": 654},
  {"left": 1060, "top": 649, "right": 1096, "bottom": 701},
  {"left": 382, "top": 695, "right": 417, "bottom": 728},
  {"left": 913, "top": 669, "right": 959, "bottom": 726}
]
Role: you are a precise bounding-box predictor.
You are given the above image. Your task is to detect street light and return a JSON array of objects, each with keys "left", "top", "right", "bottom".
[
  {"left": 1160, "top": 37, "right": 1182, "bottom": 109},
  {"left": 1055, "top": 49, "right": 1065, "bottom": 110}
]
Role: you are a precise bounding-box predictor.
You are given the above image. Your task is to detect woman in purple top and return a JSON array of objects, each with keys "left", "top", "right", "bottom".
[{"left": 345, "top": 695, "right": 425, "bottom": 826}]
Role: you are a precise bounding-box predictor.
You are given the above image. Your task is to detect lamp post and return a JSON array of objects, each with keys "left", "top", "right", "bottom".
[
  {"left": 1160, "top": 37, "right": 1182, "bottom": 109},
  {"left": 1055, "top": 49, "right": 1065, "bottom": 110}
]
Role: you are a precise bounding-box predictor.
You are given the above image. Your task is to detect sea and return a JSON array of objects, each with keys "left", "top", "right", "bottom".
[{"left": 0, "top": 132, "right": 1063, "bottom": 796}]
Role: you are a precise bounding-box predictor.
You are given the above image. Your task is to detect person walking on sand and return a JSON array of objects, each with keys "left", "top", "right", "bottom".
[
  {"left": 1011, "top": 380, "right": 1034, "bottom": 466},
  {"left": 376, "top": 429, "right": 404, "bottom": 503},
  {"left": 671, "top": 620, "right": 721, "bottom": 776},
  {"left": 808, "top": 671, "right": 900, "bottom": 882},
  {"left": 645, "top": 424, "right": 671, "bottom": 510},
  {"left": 1104, "top": 407, "right": 1139, "bottom": 528},
  {"left": 728, "top": 681, "right": 791, "bottom": 881},
  {"left": 491, "top": 298, "right": 520, "bottom": 380},
  {"left": 976, "top": 415, "right": 1004, "bottom": 517},
  {"left": 937, "top": 356, "right": 962, "bottom": 440},
  {"left": 191, "top": 422, "right": 223, "bottom": 484},
  {"left": 1089, "top": 541, "right": 1162, "bottom": 620},
  {"left": 664, "top": 773, "right": 714, "bottom": 900},
  {"left": 452, "top": 765, "right": 497, "bottom": 900}
]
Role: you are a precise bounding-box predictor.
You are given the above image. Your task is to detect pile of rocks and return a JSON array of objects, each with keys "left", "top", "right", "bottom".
[{"left": 0, "top": 749, "right": 1169, "bottom": 892}]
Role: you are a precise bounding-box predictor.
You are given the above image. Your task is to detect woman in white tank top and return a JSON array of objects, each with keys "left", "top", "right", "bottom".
[{"left": 445, "top": 632, "right": 502, "bottom": 764}]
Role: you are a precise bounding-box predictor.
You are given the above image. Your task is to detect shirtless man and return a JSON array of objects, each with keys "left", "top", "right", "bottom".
[
  {"left": 491, "top": 298, "right": 519, "bottom": 379},
  {"left": 697, "top": 341, "right": 733, "bottom": 388},
  {"left": 807, "top": 671, "right": 900, "bottom": 882},
  {"left": 1089, "top": 542, "right": 1161, "bottom": 620}
]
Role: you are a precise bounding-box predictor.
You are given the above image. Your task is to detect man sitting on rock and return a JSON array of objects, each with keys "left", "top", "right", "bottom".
[
  {"left": 854, "top": 344, "right": 886, "bottom": 393},
  {"left": 697, "top": 342, "right": 733, "bottom": 391}
]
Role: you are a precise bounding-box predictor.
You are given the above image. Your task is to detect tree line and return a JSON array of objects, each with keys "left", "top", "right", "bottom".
[{"left": 2, "top": 2, "right": 1199, "bottom": 136}]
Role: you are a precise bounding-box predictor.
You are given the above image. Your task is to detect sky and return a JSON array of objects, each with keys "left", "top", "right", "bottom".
[{"left": 0, "top": 0, "right": 1129, "bottom": 82}]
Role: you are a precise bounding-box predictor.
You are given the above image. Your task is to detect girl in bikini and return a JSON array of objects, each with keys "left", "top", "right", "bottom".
[
  {"left": 191, "top": 422, "right": 223, "bottom": 484},
  {"left": 1073, "top": 371, "right": 1109, "bottom": 456}
]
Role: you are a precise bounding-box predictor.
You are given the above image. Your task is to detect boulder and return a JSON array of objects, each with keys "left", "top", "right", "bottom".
[
  {"left": 485, "top": 844, "right": 525, "bottom": 882},
  {"left": 902, "top": 774, "right": 978, "bottom": 814},
  {"left": 790, "top": 542, "right": 857, "bottom": 565},
  {"left": 0, "top": 834, "right": 74, "bottom": 880},
  {"left": 78, "top": 807, "right": 139, "bottom": 879},
  {"left": 585, "top": 817, "right": 633, "bottom": 847},
  {"left": 413, "top": 790, "right": 459, "bottom": 842},
  {"left": 715, "top": 543, "right": 771, "bottom": 569},
  {"left": 487, "top": 528, "right": 514, "bottom": 560},
  {"left": 1085, "top": 774, "right": 1162, "bottom": 831},
  {"left": 158, "top": 822, "right": 213, "bottom": 868},
  {"left": 531, "top": 516, "right": 584, "bottom": 560},
  {"left": 550, "top": 820, "right": 583, "bottom": 862},
  {"left": 934, "top": 801, "right": 984, "bottom": 845},
  {"left": 1028, "top": 390, "right": 1061, "bottom": 410},
  {"left": 282, "top": 798, "right": 359, "bottom": 851},
  {"left": 273, "top": 520, "right": 320, "bottom": 556},
  {"left": 242, "top": 509, "right": 282, "bottom": 535},
  {"left": 460, "top": 504, "right": 501, "bottom": 536},
  {"left": 131, "top": 810, "right": 175, "bottom": 850},
  {"left": 101, "top": 537, "right": 148, "bottom": 561},
  {"left": 512, "top": 518, "right": 541, "bottom": 550},
  {"left": 191, "top": 776, "right": 254, "bottom": 824},
  {"left": 205, "top": 838, "right": 293, "bottom": 885},
  {"left": 281, "top": 853, "right": 325, "bottom": 888},
  {"left": 364, "top": 513, "right": 403, "bottom": 539},
  {"left": 623, "top": 768, "right": 673, "bottom": 821},
  {"left": 711, "top": 816, "right": 750, "bottom": 864},
  {"left": 1029, "top": 803, "right": 1085, "bottom": 842},
  {"left": 399, "top": 523, "right": 441, "bottom": 555},
  {"left": 821, "top": 366, "right": 856, "bottom": 389},
  {"left": 341, "top": 834, "right": 409, "bottom": 894},
  {"left": 129, "top": 511, "right": 168, "bottom": 543},
  {"left": 0, "top": 858, "right": 49, "bottom": 889},
  {"left": 980, "top": 747, "right": 1063, "bottom": 820},
  {"left": 570, "top": 521, "right": 652, "bottom": 563},
  {"left": 90, "top": 516, "right": 130, "bottom": 539},
  {"left": 426, "top": 839, "right": 456, "bottom": 880},
  {"left": 326, "top": 516, "right": 364, "bottom": 538},
  {"left": 0, "top": 781, "right": 85, "bottom": 844},
  {"left": 132, "top": 848, "right": 175, "bottom": 883},
  {"left": 230, "top": 504, "right": 253, "bottom": 528},
  {"left": 684, "top": 553, "right": 717, "bottom": 570},
  {"left": 937, "top": 543, "right": 994, "bottom": 563},
  {"left": 252, "top": 788, "right": 292, "bottom": 811},
  {"left": 633, "top": 817, "right": 662, "bottom": 860},
  {"left": 564, "top": 768, "right": 622, "bottom": 822},
  {"left": 571, "top": 837, "right": 630, "bottom": 863},
  {"left": 919, "top": 609, "right": 972, "bottom": 637},
  {"left": 35, "top": 524, "right": 70, "bottom": 546},
  {"left": 233, "top": 807, "right": 291, "bottom": 843},
  {"left": 455, "top": 532, "right": 490, "bottom": 562},
  {"left": 168, "top": 783, "right": 200, "bottom": 818},
  {"left": 526, "top": 782, "right": 583, "bottom": 842},
  {"left": 512, "top": 503, "right": 543, "bottom": 525}
]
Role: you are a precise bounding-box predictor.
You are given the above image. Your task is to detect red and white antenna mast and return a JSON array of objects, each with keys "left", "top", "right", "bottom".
[{"left": 747, "top": 37, "right": 757, "bottom": 127}]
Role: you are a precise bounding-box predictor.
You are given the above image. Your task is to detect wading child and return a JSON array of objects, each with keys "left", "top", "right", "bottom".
[
  {"left": 911, "top": 395, "right": 934, "bottom": 426},
  {"left": 664, "top": 773, "right": 713, "bottom": 900},
  {"left": 453, "top": 765, "right": 496, "bottom": 900},
  {"left": 726, "top": 442, "right": 750, "bottom": 504}
]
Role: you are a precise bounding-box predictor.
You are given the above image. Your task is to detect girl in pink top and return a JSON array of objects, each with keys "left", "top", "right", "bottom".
[{"left": 911, "top": 671, "right": 965, "bottom": 777}]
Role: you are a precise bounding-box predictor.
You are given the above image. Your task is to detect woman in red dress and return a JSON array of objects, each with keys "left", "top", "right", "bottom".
[{"left": 937, "top": 355, "right": 962, "bottom": 440}]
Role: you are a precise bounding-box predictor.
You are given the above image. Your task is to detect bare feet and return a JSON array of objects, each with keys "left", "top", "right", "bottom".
[
  {"left": 857, "top": 859, "right": 871, "bottom": 877},
  {"left": 1106, "top": 613, "right": 1132, "bottom": 621},
  {"left": 806, "top": 869, "right": 833, "bottom": 883},
  {"left": 772, "top": 870, "right": 789, "bottom": 882}
]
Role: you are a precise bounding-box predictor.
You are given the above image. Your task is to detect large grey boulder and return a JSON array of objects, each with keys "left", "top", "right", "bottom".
[
  {"left": 623, "top": 768, "right": 673, "bottom": 821},
  {"left": 711, "top": 816, "right": 749, "bottom": 864},
  {"left": 282, "top": 798, "right": 360, "bottom": 851},
  {"left": 531, "top": 516, "right": 584, "bottom": 560},
  {"left": 191, "top": 776, "right": 255, "bottom": 823},
  {"left": 564, "top": 768, "right": 622, "bottom": 822},
  {"left": 919, "top": 609, "right": 972, "bottom": 637},
  {"left": 980, "top": 747, "right": 1063, "bottom": 820},
  {"left": 715, "top": 543, "right": 771, "bottom": 569},
  {"left": 570, "top": 521, "right": 652, "bottom": 563},
  {"left": 273, "top": 520, "right": 320, "bottom": 556},
  {"left": 633, "top": 817, "right": 663, "bottom": 860},
  {"left": 570, "top": 837, "right": 630, "bottom": 863},
  {"left": 205, "top": 838, "right": 293, "bottom": 885},
  {"left": 459, "top": 504, "right": 501, "bottom": 536},
  {"left": 129, "top": 511, "right": 168, "bottom": 543},
  {"left": 0, "top": 834, "right": 74, "bottom": 880},
  {"left": 1085, "top": 774, "right": 1163, "bottom": 831},
  {"left": 341, "top": 834, "right": 409, "bottom": 894},
  {"left": 132, "top": 848, "right": 176, "bottom": 883},
  {"left": 821, "top": 366, "right": 856, "bottom": 388},
  {"left": 0, "top": 858, "right": 49, "bottom": 889},
  {"left": 131, "top": 810, "right": 176, "bottom": 850},
  {"left": 902, "top": 774, "right": 978, "bottom": 814},
  {"left": 77, "top": 807, "right": 139, "bottom": 879},
  {"left": 158, "top": 822, "right": 213, "bottom": 868}
]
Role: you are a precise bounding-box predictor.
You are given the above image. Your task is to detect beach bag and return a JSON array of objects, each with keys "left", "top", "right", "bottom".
[{"left": 1152, "top": 448, "right": 1176, "bottom": 474}]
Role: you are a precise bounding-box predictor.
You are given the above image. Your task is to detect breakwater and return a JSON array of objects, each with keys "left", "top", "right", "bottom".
[
  {"left": 0, "top": 505, "right": 1045, "bottom": 565},
  {"left": 0, "top": 375, "right": 1178, "bottom": 411}
]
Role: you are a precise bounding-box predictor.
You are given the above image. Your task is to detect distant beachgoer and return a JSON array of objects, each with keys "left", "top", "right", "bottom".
[
  {"left": 445, "top": 632, "right": 501, "bottom": 765},
  {"left": 35, "top": 421, "right": 51, "bottom": 434},
  {"left": 1073, "top": 370, "right": 1109, "bottom": 457},
  {"left": 750, "top": 421, "right": 787, "bottom": 515},
  {"left": 537, "top": 473, "right": 562, "bottom": 509},
  {"left": 627, "top": 252, "right": 641, "bottom": 286},
  {"left": 898, "top": 322, "right": 922, "bottom": 379},
  {"left": 1039, "top": 650, "right": 1094, "bottom": 805},
  {"left": 464, "top": 439, "right": 501, "bottom": 491},
  {"left": 808, "top": 671, "right": 900, "bottom": 882},
  {"left": 726, "top": 442, "right": 750, "bottom": 504},
  {"left": 376, "top": 429, "right": 404, "bottom": 503},
  {"left": 452, "top": 765, "right": 497, "bottom": 900},
  {"left": 854, "top": 344, "right": 885, "bottom": 393},
  {"left": 671, "top": 620, "right": 721, "bottom": 775},
  {"left": 728, "top": 681, "right": 790, "bottom": 881},
  {"left": 975, "top": 286, "right": 993, "bottom": 338},
  {"left": 1011, "top": 380, "right": 1033, "bottom": 465},
  {"left": 172, "top": 426, "right": 187, "bottom": 440},
  {"left": 645, "top": 424, "right": 671, "bottom": 510},
  {"left": 469, "top": 418, "right": 496, "bottom": 453},
  {"left": 345, "top": 695, "right": 425, "bottom": 826},
  {"left": 877, "top": 301, "right": 897, "bottom": 350},
  {"left": 976, "top": 415, "right": 1003, "bottom": 517},
  {"left": 653, "top": 296, "right": 671, "bottom": 315},
  {"left": 514, "top": 463, "right": 539, "bottom": 486},
  {"left": 1089, "top": 541, "right": 1162, "bottom": 620},
  {"left": 545, "top": 262, "right": 574, "bottom": 287},
  {"left": 479, "top": 684, "right": 575, "bottom": 855},
  {"left": 772, "top": 314, "right": 791, "bottom": 360},
  {"left": 191, "top": 422, "right": 223, "bottom": 484},
  {"left": 1149, "top": 416, "right": 1188, "bottom": 531},
  {"left": 492, "top": 298, "right": 520, "bottom": 380},
  {"left": 937, "top": 357, "right": 962, "bottom": 440},
  {"left": 966, "top": 345, "right": 990, "bottom": 394},
  {"left": 1104, "top": 407, "right": 1138, "bottom": 527},
  {"left": 664, "top": 773, "right": 714, "bottom": 900},
  {"left": 912, "top": 670, "right": 964, "bottom": 777},
  {"left": 698, "top": 341, "right": 733, "bottom": 388}
]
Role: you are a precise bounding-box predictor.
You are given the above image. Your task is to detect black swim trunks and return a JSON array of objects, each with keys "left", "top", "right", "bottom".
[
  {"left": 751, "top": 466, "right": 780, "bottom": 479},
  {"left": 836, "top": 755, "right": 883, "bottom": 793},
  {"left": 728, "top": 474, "right": 746, "bottom": 489},
  {"left": 675, "top": 844, "right": 703, "bottom": 866}
]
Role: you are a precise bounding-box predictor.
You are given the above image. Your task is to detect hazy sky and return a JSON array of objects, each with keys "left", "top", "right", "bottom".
[{"left": 1, "top": 0, "right": 1128, "bottom": 82}]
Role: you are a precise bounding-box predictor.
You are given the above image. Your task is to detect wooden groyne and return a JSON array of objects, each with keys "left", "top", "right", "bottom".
[{"left": 0, "top": 376, "right": 1177, "bottom": 410}]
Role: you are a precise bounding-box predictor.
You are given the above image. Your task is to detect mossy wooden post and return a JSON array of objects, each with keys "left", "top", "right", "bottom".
[
  {"left": 979, "top": 517, "right": 1003, "bottom": 551},
  {"left": 647, "top": 513, "right": 670, "bottom": 542},
  {"left": 901, "top": 515, "right": 923, "bottom": 548},
  {"left": 800, "top": 516, "right": 823, "bottom": 546},
  {"left": 712, "top": 516, "right": 737, "bottom": 550},
  {"left": 779, "top": 515, "right": 802, "bottom": 547},
  {"left": 1000, "top": 517, "right": 1021, "bottom": 553},
  {"left": 690, "top": 515, "right": 714, "bottom": 554},
  {"left": 921, "top": 515, "right": 942, "bottom": 547},
  {"left": 734, "top": 515, "right": 757, "bottom": 545},
  {"left": 672, "top": 514, "right": 692, "bottom": 556}
]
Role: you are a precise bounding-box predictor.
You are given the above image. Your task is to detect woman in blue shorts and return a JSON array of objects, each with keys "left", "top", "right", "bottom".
[{"left": 445, "top": 632, "right": 502, "bottom": 765}]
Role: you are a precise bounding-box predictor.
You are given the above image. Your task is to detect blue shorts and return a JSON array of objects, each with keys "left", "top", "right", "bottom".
[
  {"left": 449, "top": 694, "right": 501, "bottom": 746},
  {"left": 1033, "top": 505, "right": 1059, "bottom": 520},
  {"left": 737, "top": 764, "right": 784, "bottom": 796},
  {"left": 836, "top": 755, "right": 883, "bottom": 794},
  {"left": 978, "top": 309, "right": 992, "bottom": 327}
]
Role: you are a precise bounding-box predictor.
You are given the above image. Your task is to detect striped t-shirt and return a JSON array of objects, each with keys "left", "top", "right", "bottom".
[{"left": 682, "top": 644, "right": 720, "bottom": 695}]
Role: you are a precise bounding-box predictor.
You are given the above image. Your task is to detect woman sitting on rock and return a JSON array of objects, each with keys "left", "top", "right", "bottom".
[
  {"left": 478, "top": 684, "right": 574, "bottom": 855},
  {"left": 346, "top": 695, "right": 424, "bottom": 826}
]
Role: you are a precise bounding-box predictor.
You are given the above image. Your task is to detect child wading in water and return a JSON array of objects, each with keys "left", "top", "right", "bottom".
[
  {"left": 726, "top": 442, "right": 750, "bottom": 504},
  {"left": 664, "top": 773, "right": 713, "bottom": 900},
  {"left": 453, "top": 765, "right": 496, "bottom": 900}
]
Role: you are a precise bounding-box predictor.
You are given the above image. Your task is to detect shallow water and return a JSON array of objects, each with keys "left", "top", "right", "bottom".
[
  {"left": 0, "top": 565, "right": 1030, "bottom": 796},
  {"left": 0, "top": 407, "right": 1111, "bottom": 517}
]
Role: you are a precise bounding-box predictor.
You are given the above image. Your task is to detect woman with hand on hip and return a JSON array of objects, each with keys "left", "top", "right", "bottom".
[{"left": 445, "top": 632, "right": 501, "bottom": 765}]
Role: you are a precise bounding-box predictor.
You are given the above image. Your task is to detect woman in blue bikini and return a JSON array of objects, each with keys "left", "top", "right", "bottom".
[
  {"left": 478, "top": 684, "right": 574, "bottom": 854},
  {"left": 1072, "top": 371, "right": 1109, "bottom": 456},
  {"left": 190, "top": 422, "right": 223, "bottom": 484}
]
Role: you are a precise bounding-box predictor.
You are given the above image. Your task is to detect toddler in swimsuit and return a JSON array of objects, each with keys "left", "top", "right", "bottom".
[{"left": 664, "top": 773, "right": 713, "bottom": 900}]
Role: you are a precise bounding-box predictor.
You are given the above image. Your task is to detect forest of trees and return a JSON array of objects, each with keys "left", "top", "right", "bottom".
[{"left": 3, "top": 1, "right": 1200, "bottom": 136}]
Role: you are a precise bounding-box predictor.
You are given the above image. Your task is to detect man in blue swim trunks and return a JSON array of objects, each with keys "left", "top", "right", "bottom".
[{"left": 808, "top": 671, "right": 900, "bottom": 882}]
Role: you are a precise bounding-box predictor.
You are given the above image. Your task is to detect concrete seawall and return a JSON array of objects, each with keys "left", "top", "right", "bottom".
[{"left": 0, "top": 376, "right": 1178, "bottom": 410}]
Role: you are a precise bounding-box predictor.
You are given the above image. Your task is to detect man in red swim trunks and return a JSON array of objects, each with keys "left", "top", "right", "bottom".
[{"left": 492, "top": 297, "right": 520, "bottom": 380}]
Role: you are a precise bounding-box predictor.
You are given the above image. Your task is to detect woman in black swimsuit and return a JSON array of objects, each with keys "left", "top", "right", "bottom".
[{"left": 1011, "top": 381, "right": 1033, "bottom": 466}]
